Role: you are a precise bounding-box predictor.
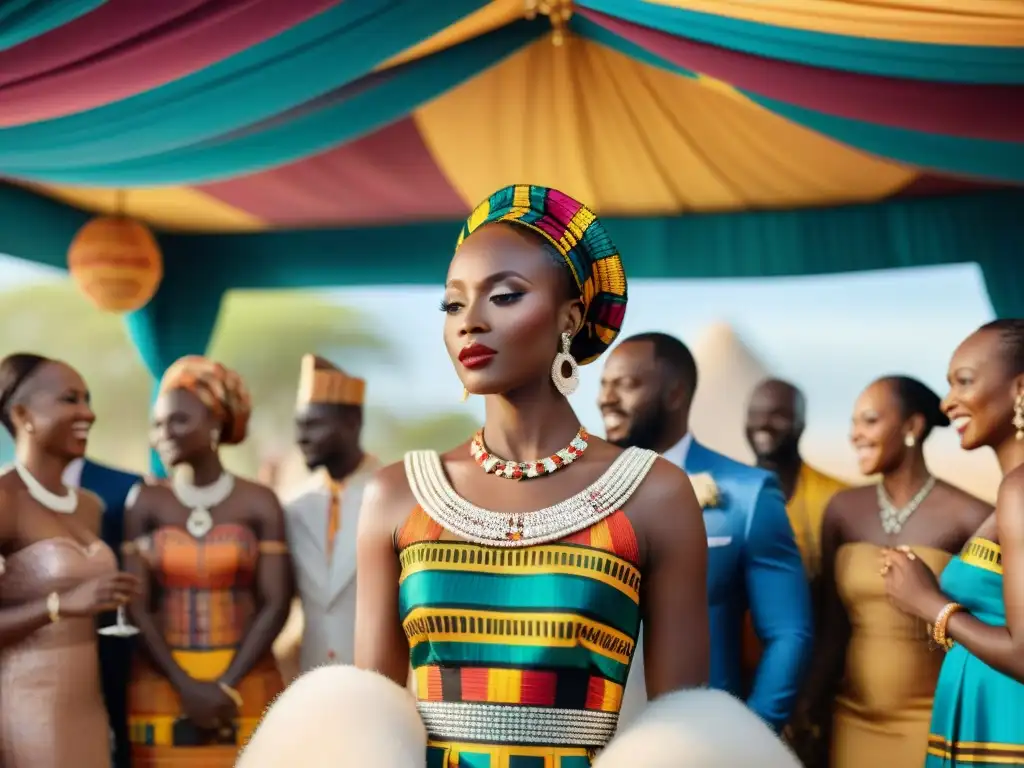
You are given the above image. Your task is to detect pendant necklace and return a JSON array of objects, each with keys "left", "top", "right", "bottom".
[
  {"left": 172, "top": 472, "right": 235, "bottom": 539},
  {"left": 15, "top": 462, "right": 77, "bottom": 514},
  {"left": 877, "top": 475, "right": 936, "bottom": 535},
  {"left": 470, "top": 426, "right": 589, "bottom": 480}
]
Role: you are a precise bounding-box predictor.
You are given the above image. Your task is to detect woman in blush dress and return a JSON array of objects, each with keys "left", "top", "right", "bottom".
[{"left": 0, "top": 353, "right": 139, "bottom": 768}]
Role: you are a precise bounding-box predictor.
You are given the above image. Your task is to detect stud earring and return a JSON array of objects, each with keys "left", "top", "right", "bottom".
[
  {"left": 24, "top": 422, "right": 34, "bottom": 434},
  {"left": 1013, "top": 394, "right": 1024, "bottom": 441},
  {"left": 904, "top": 433, "right": 916, "bottom": 448},
  {"left": 551, "top": 332, "right": 580, "bottom": 397}
]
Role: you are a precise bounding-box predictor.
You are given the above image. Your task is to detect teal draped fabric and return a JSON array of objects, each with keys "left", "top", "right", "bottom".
[
  {"left": 7, "top": 20, "right": 545, "bottom": 186},
  {"left": 123, "top": 250, "right": 227, "bottom": 476},
  {"left": 578, "top": 0, "right": 1024, "bottom": 84},
  {"left": 0, "top": 0, "right": 487, "bottom": 170},
  {"left": 0, "top": 0, "right": 104, "bottom": 52},
  {"left": 575, "top": 17, "right": 1024, "bottom": 183},
  {"left": 0, "top": 183, "right": 89, "bottom": 266}
]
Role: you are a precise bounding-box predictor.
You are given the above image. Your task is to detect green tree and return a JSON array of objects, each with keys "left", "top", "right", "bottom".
[{"left": 0, "top": 281, "right": 471, "bottom": 476}]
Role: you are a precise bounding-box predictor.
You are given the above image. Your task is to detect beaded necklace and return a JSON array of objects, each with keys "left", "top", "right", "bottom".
[{"left": 470, "top": 427, "right": 589, "bottom": 480}]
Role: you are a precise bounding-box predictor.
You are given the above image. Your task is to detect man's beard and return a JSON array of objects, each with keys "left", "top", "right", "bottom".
[
  {"left": 610, "top": 403, "right": 668, "bottom": 451},
  {"left": 753, "top": 434, "right": 800, "bottom": 466}
]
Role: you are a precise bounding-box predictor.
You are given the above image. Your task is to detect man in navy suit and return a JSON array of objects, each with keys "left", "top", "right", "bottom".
[
  {"left": 64, "top": 456, "right": 143, "bottom": 768},
  {"left": 599, "top": 333, "right": 812, "bottom": 731}
]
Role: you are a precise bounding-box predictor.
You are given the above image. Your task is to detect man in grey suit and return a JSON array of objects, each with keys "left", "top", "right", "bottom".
[{"left": 280, "top": 355, "right": 379, "bottom": 676}]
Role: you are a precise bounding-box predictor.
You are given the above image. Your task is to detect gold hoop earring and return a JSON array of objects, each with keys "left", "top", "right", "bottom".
[
  {"left": 551, "top": 332, "right": 580, "bottom": 397},
  {"left": 904, "top": 433, "right": 916, "bottom": 448},
  {"left": 1013, "top": 394, "right": 1024, "bottom": 441}
]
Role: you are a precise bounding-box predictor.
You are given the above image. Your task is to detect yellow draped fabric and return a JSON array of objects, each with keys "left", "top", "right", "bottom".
[
  {"left": 415, "top": 35, "right": 916, "bottom": 216},
  {"left": 33, "top": 183, "right": 264, "bottom": 233},
  {"left": 382, "top": 0, "right": 524, "bottom": 68},
  {"left": 648, "top": 0, "right": 1024, "bottom": 46}
]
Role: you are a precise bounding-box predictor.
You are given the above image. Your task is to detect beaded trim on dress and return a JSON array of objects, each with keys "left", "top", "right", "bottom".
[{"left": 403, "top": 446, "right": 658, "bottom": 548}]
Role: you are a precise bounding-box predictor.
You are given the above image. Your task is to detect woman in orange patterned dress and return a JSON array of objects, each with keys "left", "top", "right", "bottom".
[{"left": 123, "top": 356, "right": 292, "bottom": 767}]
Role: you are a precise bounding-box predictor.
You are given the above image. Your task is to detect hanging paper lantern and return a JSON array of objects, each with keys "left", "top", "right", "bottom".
[{"left": 67, "top": 216, "right": 163, "bottom": 313}]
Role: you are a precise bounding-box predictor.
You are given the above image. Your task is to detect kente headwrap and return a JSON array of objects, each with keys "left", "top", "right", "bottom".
[
  {"left": 457, "top": 184, "right": 627, "bottom": 366},
  {"left": 296, "top": 354, "right": 365, "bottom": 407},
  {"left": 158, "top": 355, "right": 252, "bottom": 445}
]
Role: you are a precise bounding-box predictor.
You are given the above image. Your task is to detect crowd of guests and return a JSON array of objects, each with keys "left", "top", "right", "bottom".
[{"left": 0, "top": 184, "right": 1021, "bottom": 768}]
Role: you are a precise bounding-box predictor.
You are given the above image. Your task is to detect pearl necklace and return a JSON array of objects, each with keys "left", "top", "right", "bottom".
[
  {"left": 15, "top": 463, "right": 77, "bottom": 514},
  {"left": 877, "top": 476, "right": 936, "bottom": 536},
  {"left": 470, "top": 427, "right": 589, "bottom": 480},
  {"left": 172, "top": 472, "right": 235, "bottom": 539}
]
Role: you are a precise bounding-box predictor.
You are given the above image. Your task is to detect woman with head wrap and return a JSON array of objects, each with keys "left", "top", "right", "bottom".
[
  {"left": 0, "top": 352, "right": 140, "bottom": 767},
  {"left": 121, "top": 355, "right": 292, "bottom": 767},
  {"left": 342, "top": 184, "right": 710, "bottom": 765}
]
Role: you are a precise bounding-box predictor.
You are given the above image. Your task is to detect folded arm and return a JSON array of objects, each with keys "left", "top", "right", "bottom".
[{"left": 744, "top": 479, "right": 814, "bottom": 731}]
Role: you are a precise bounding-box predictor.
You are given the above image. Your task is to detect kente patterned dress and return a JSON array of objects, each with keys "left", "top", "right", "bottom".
[
  {"left": 398, "top": 447, "right": 657, "bottom": 768},
  {"left": 926, "top": 537, "right": 1024, "bottom": 766},
  {"left": 0, "top": 538, "right": 118, "bottom": 768},
  {"left": 831, "top": 543, "right": 952, "bottom": 768},
  {"left": 127, "top": 523, "right": 283, "bottom": 767}
]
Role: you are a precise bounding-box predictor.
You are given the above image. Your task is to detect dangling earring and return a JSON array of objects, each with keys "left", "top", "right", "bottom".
[
  {"left": 904, "top": 433, "right": 916, "bottom": 448},
  {"left": 1013, "top": 394, "right": 1024, "bottom": 441},
  {"left": 210, "top": 429, "right": 220, "bottom": 451},
  {"left": 461, "top": 387, "right": 469, "bottom": 402},
  {"left": 551, "top": 332, "right": 580, "bottom": 397}
]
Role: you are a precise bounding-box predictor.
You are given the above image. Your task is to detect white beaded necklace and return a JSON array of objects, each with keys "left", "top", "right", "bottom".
[
  {"left": 172, "top": 472, "right": 235, "bottom": 539},
  {"left": 405, "top": 446, "right": 658, "bottom": 547},
  {"left": 15, "top": 462, "right": 77, "bottom": 514}
]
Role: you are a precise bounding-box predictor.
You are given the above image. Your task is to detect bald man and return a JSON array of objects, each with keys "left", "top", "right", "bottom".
[{"left": 744, "top": 379, "right": 847, "bottom": 581}]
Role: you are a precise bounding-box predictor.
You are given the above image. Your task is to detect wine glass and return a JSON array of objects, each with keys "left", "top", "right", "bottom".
[{"left": 98, "top": 605, "right": 139, "bottom": 637}]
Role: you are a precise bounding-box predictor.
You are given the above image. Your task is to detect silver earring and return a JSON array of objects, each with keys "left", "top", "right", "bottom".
[
  {"left": 210, "top": 429, "right": 220, "bottom": 451},
  {"left": 551, "top": 332, "right": 580, "bottom": 397},
  {"left": 904, "top": 433, "right": 916, "bottom": 448}
]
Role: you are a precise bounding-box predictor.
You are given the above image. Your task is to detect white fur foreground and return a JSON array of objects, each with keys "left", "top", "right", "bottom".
[
  {"left": 595, "top": 688, "right": 801, "bottom": 768},
  {"left": 236, "top": 668, "right": 797, "bottom": 768},
  {"left": 235, "top": 665, "right": 425, "bottom": 768}
]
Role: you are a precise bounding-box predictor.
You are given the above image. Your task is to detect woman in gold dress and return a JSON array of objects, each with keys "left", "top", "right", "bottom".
[
  {"left": 353, "top": 185, "right": 711, "bottom": 766},
  {"left": 124, "top": 356, "right": 291, "bottom": 767},
  {"left": 800, "top": 376, "right": 990, "bottom": 768},
  {"left": 0, "top": 353, "right": 140, "bottom": 768}
]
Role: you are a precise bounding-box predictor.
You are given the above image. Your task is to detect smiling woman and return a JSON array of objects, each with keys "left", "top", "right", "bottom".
[{"left": 0, "top": 351, "right": 141, "bottom": 768}]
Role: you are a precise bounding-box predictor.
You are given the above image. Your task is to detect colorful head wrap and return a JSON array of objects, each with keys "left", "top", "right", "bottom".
[
  {"left": 457, "top": 184, "right": 627, "bottom": 366},
  {"left": 296, "top": 354, "right": 365, "bottom": 407},
  {"left": 158, "top": 355, "right": 252, "bottom": 445}
]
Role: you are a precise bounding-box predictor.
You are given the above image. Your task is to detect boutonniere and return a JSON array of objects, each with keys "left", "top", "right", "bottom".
[{"left": 688, "top": 472, "right": 720, "bottom": 509}]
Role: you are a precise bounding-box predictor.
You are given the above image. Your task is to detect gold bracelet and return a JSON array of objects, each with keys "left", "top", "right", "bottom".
[
  {"left": 932, "top": 602, "right": 963, "bottom": 651},
  {"left": 46, "top": 591, "right": 61, "bottom": 623},
  {"left": 218, "top": 681, "right": 243, "bottom": 709}
]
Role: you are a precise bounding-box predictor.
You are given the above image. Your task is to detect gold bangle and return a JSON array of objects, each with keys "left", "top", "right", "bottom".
[
  {"left": 932, "top": 602, "right": 963, "bottom": 651},
  {"left": 218, "top": 681, "right": 243, "bottom": 709},
  {"left": 46, "top": 591, "right": 61, "bottom": 623}
]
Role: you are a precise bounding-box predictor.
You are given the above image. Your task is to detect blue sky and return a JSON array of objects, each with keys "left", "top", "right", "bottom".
[{"left": 0, "top": 255, "right": 994, "bottom": 442}]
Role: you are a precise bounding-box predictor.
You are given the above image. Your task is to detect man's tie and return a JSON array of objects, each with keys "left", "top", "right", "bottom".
[{"left": 326, "top": 479, "right": 343, "bottom": 559}]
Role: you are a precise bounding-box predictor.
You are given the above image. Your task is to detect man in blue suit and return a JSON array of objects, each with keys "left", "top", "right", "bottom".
[
  {"left": 64, "top": 456, "right": 143, "bottom": 768},
  {"left": 599, "top": 333, "right": 812, "bottom": 731}
]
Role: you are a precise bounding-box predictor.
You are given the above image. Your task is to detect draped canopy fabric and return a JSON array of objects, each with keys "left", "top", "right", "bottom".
[{"left": 0, "top": 0, "right": 1016, "bottom": 235}]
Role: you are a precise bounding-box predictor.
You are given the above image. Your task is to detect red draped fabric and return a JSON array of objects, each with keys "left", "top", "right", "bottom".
[{"left": 0, "top": 0, "right": 342, "bottom": 127}]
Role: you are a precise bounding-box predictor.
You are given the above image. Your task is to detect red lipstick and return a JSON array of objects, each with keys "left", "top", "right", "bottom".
[{"left": 459, "top": 343, "right": 497, "bottom": 370}]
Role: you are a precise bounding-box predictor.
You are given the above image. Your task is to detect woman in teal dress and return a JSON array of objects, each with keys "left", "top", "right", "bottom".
[
  {"left": 351, "top": 185, "right": 712, "bottom": 766},
  {"left": 883, "top": 319, "right": 1024, "bottom": 766}
]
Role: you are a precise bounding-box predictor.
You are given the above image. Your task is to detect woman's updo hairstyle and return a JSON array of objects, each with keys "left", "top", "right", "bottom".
[
  {"left": 978, "top": 319, "right": 1024, "bottom": 376},
  {"left": 877, "top": 374, "right": 950, "bottom": 441},
  {"left": 0, "top": 353, "right": 51, "bottom": 436}
]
